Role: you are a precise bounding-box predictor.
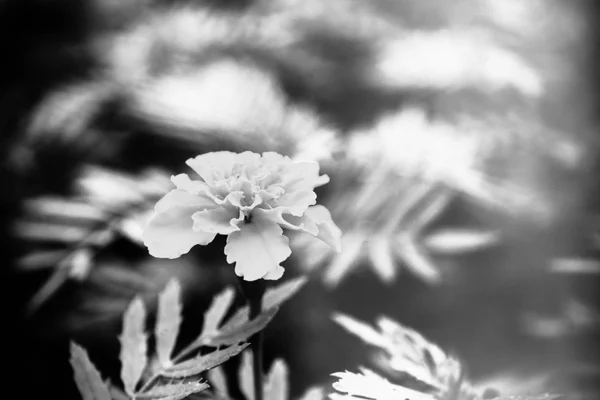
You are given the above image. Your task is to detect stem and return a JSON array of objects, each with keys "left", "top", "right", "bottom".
[{"left": 239, "top": 278, "right": 266, "bottom": 400}]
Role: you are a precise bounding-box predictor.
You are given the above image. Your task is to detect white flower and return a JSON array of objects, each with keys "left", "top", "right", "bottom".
[{"left": 142, "top": 151, "right": 341, "bottom": 281}]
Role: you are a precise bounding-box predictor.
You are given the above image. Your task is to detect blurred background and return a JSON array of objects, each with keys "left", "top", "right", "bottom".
[{"left": 1, "top": 0, "right": 599, "bottom": 399}]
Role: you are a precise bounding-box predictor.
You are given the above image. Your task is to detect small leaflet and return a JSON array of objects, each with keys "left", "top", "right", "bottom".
[
  {"left": 297, "top": 387, "right": 325, "bottom": 400},
  {"left": 200, "top": 286, "right": 236, "bottom": 338},
  {"left": 119, "top": 296, "right": 148, "bottom": 397},
  {"left": 163, "top": 342, "right": 249, "bottom": 378},
  {"left": 205, "top": 307, "right": 278, "bottom": 347},
  {"left": 239, "top": 350, "right": 255, "bottom": 400},
  {"left": 156, "top": 279, "right": 182, "bottom": 368},
  {"left": 422, "top": 228, "right": 500, "bottom": 254},
  {"left": 136, "top": 381, "right": 209, "bottom": 399},
  {"left": 69, "top": 342, "right": 112, "bottom": 400},
  {"left": 265, "top": 359, "right": 289, "bottom": 400},
  {"left": 207, "top": 366, "right": 230, "bottom": 398}
]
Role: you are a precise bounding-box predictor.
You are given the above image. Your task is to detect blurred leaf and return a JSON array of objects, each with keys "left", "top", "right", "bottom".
[
  {"left": 422, "top": 228, "right": 501, "bottom": 254},
  {"left": 239, "top": 350, "right": 254, "bottom": 400},
  {"left": 207, "top": 366, "right": 230, "bottom": 398},
  {"left": 137, "top": 381, "right": 209, "bottom": 399},
  {"left": 156, "top": 279, "right": 183, "bottom": 368},
  {"left": 323, "top": 232, "right": 365, "bottom": 287},
  {"left": 200, "top": 287, "right": 236, "bottom": 338},
  {"left": 367, "top": 236, "right": 397, "bottom": 283},
  {"left": 265, "top": 359, "right": 289, "bottom": 400},
  {"left": 332, "top": 314, "right": 388, "bottom": 349},
  {"left": 297, "top": 387, "right": 324, "bottom": 400},
  {"left": 395, "top": 235, "right": 441, "bottom": 284},
  {"left": 16, "top": 250, "right": 65, "bottom": 270},
  {"left": 70, "top": 342, "right": 112, "bottom": 400},
  {"left": 23, "top": 197, "right": 107, "bottom": 221},
  {"left": 205, "top": 307, "right": 278, "bottom": 347},
  {"left": 163, "top": 343, "right": 249, "bottom": 378},
  {"left": 69, "top": 248, "right": 94, "bottom": 280},
  {"left": 550, "top": 258, "right": 600, "bottom": 274},
  {"left": 119, "top": 296, "right": 148, "bottom": 396}
]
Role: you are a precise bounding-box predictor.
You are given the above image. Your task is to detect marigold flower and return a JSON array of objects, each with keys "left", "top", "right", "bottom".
[{"left": 142, "top": 151, "right": 341, "bottom": 281}]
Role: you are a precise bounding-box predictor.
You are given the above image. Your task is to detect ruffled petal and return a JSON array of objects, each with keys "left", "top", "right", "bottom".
[
  {"left": 302, "top": 205, "right": 343, "bottom": 252},
  {"left": 192, "top": 207, "right": 243, "bottom": 234},
  {"left": 253, "top": 207, "right": 318, "bottom": 235},
  {"left": 171, "top": 174, "right": 211, "bottom": 195},
  {"left": 224, "top": 219, "right": 291, "bottom": 281},
  {"left": 154, "top": 189, "right": 217, "bottom": 213},
  {"left": 143, "top": 206, "right": 217, "bottom": 258},
  {"left": 186, "top": 151, "right": 260, "bottom": 185},
  {"left": 280, "top": 161, "right": 324, "bottom": 192},
  {"left": 275, "top": 190, "right": 317, "bottom": 216}
]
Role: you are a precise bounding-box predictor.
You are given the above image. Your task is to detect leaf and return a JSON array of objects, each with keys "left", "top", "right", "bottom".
[
  {"left": 331, "top": 369, "right": 435, "bottom": 400},
  {"left": 494, "top": 396, "right": 563, "bottom": 400},
  {"left": 239, "top": 350, "right": 254, "bottom": 400},
  {"left": 156, "top": 279, "right": 183, "bottom": 368},
  {"left": 163, "top": 343, "right": 249, "bottom": 378},
  {"left": 265, "top": 359, "right": 288, "bottom": 400},
  {"left": 367, "top": 236, "right": 397, "bottom": 283},
  {"left": 332, "top": 313, "right": 388, "bottom": 349},
  {"left": 69, "top": 248, "right": 94, "bottom": 280},
  {"left": 70, "top": 342, "right": 112, "bottom": 400},
  {"left": 137, "top": 381, "right": 209, "bottom": 399},
  {"left": 262, "top": 276, "right": 308, "bottom": 310},
  {"left": 422, "top": 228, "right": 500, "bottom": 254},
  {"left": 200, "top": 286, "right": 236, "bottom": 338},
  {"left": 119, "top": 296, "right": 148, "bottom": 396},
  {"left": 207, "top": 366, "right": 230, "bottom": 398},
  {"left": 205, "top": 307, "right": 278, "bottom": 347},
  {"left": 297, "top": 387, "right": 325, "bottom": 400},
  {"left": 220, "top": 276, "right": 307, "bottom": 331}
]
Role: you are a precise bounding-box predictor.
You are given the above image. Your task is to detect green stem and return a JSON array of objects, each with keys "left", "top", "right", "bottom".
[{"left": 239, "top": 278, "right": 266, "bottom": 400}]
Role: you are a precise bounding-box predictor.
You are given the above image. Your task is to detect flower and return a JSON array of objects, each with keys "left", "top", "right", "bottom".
[{"left": 142, "top": 151, "right": 341, "bottom": 281}]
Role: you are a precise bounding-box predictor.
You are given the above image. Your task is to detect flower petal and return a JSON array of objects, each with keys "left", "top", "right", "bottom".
[
  {"left": 154, "top": 189, "right": 216, "bottom": 213},
  {"left": 303, "top": 205, "right": 343, "bottom": 253},
  {"left": 186, "top": 151, "right": 260, "bottom": 185},
  {"left": 274, "top": 190, "right": 317, "bottom": 216},
  {"left": 171, "top": 174, "right": 211, "bottom": 195},
  {"left": 253, "top": 207, "right": 318, "bottom": 236},
  {"left": 224, "top": 219, "right": 292, "bottom": 281},
  {"left": 280, "top": 161, "right": 324, "bottom": 192},
  {"left": 143, "top": 206, "right": 216, "bottom": 259},
  {"left": 192, "top": 207, "right": 243, "bottom": 235}
]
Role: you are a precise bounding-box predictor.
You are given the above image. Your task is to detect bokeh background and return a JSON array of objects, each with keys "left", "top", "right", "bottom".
[{"left": 1, "top": 0, "right": 599, "bottom": 399}]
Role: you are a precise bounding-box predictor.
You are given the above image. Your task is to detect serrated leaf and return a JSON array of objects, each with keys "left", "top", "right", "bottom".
[
  {"left": 137, "top": 381, "right": 209, "bottom": 399},
  {"left": 262, "top": 276, "right": 308, "bottom": 310},
  {"left": 119, "top": 296, "right": 148, "bottom": 396},
  {"left": 265, "top": 359, "right": 288, "bottom": 400},
  {"left": 163, "top": 343, "right": 249, "bottom": 378},
  {"left": 422, "top": 228, "right": 500, "bottom": 254},
  {"left": 298, "top": 387, "right": 324, "bottom": 400},
  {"left": 208, "top": 366, "right": 230, "bottom": 398},
  {"left": 69, "top": 342, "right": 112, "bottom": 400},
  {"left": 239, "top": 350, "right": 254, "bottom": 400},
  {"left": 205, "top": 307, "right": 278, "bottom": 347},
  {"left": 200, "top": 287, "right": 236, "bottom": 338},
  {"left": 331, "top": 369, "right": 434, "bottom": 400},
  {"left": 220, "top": 277, "right": 307, "bottom": 331},
  {"left": 156, "top": 279, "right": 183, "bottom": 368}
]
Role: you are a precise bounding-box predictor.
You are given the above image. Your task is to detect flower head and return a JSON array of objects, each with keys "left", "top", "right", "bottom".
[{"left": 142, "top": 151, "right": 341, "bottom": 281}]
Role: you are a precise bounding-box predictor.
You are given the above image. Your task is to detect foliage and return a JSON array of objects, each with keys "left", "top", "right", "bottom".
[
  {"left": 70, "top": 276, "right": 308, "bottom": 400},
  {"left": 330, "top": 313, "right": 564, "bottom": 400}
]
